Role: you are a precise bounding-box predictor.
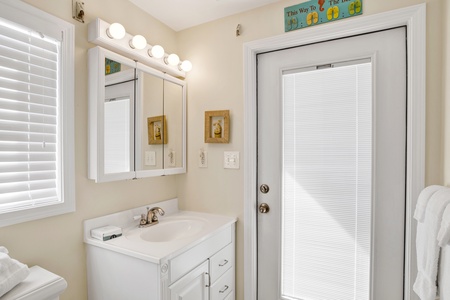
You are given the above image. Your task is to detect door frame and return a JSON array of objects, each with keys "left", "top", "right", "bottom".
[{"left": 243, "top": 4, "right": 426, "bottom": 300}]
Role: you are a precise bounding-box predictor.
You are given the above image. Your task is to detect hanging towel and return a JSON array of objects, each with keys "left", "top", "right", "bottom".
[
  {"left": 414, "top": 188, "right": 450, "bottom": 300},
  {"left": 438, "top": 204, "right": 450, "bottom": 247},
  {"left": 0, "top": 247, "right": 30, "bottom": 297},
  {"left": 414, "top": 185, "right": 445, "bottom": 223},
  {"left": 439, "top": 244, "right": 450, "bottom": 300}
]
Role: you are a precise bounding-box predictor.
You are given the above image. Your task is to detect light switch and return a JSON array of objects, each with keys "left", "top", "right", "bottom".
[
  {"left": 145, "top": 151, "right": 156, "bottom": 166},
  {"left": 224, "top": 151, "right": 239, "bottom": 169}
]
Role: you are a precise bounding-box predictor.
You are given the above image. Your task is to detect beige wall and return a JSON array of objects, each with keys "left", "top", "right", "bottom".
[
  {"left": 176, "top": 0, "right": 444, "bottom": 299},
  {"left": 0, "top": 0, "right": 180, "bottom": 299},
  {"left": 0, "top": 0, "right": 445, "bottom": 300}
]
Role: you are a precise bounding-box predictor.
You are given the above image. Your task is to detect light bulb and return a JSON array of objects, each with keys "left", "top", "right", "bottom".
[
  {"left": 106, "top": 23, "right": 125, "bottom": 39},
  {"left": 148, "top": 45, "right": 165, "bottom": 59},
  {"left": 165, "top": 54, "right": 180, "bottom": 66},
  {"left": 179, "top": 60, "right": 193, "bottom": 72},
  {"left": 129, "top": 35, "right": 147, "bottom": 50}
]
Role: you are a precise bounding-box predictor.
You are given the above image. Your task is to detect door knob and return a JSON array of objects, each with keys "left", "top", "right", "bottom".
[{"left": 259, "top": 203, "right": 270, "bottom": 213}]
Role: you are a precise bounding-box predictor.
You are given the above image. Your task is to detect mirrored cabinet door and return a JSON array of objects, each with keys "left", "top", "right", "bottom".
[
  {"left": 88, "top": 47, "right": 137, "bottom": 182},
  {"left": 163, "top": 78, "right": 185, "bottom": 174},
  {"left": 135, "top": 64, "right": 164, "bottom": 176}
]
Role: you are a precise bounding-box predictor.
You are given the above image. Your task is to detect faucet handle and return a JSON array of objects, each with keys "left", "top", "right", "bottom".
[{"left": 149, "top": 207, "right": 165, "bottom": 222}]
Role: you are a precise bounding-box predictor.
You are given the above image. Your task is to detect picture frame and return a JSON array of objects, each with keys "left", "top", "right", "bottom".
[
  {"left": 147, "top": 115, "right": 168, "bottom": 144},
  {"left": 205, "top": 110, "right": 230, "bottom": 143}
]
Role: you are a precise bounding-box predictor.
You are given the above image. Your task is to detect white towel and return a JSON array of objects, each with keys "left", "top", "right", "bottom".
[
  {"left": 414, "top": 188, "right": 450, "bottom": 300},
  {"left": 414, "top": 185, "right": 445, "bottom": 222},
  {"left": 0, "top": 247, "right": 30, "bottom": 297},
  {"left": 438, "top": 204, "right": 450, "bottom": 247}
]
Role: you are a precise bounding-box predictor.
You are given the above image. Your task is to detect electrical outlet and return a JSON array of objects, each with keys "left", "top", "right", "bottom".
[{"left": 224, "top": 151, "right": 239, "bottom": 169}]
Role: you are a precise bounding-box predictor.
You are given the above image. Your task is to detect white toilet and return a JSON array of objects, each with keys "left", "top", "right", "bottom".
[{"left": 1, "top": 266, "right": 67, "bottom": 300}]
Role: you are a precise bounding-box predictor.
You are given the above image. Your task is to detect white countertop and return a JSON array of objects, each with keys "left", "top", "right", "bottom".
[{"left": 84, "top": 199, "right": 236, "bottom": 264}]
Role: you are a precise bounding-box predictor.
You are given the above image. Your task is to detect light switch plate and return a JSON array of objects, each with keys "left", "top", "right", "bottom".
[
  {"left": 145, "top": 151, "right": 156, "bottom": 166},
  {"left": 224, "top": 151, "right": 239, "bottom": 169}
]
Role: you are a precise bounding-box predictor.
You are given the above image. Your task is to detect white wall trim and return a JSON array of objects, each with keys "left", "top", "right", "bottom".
[{"left": 243, "top": 4, "right": 426, "bottom": 300}]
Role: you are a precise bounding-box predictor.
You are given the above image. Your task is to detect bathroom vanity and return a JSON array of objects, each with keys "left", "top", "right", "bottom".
[{"left": 84, "top": 199, "right": 236, "bottom": 300}]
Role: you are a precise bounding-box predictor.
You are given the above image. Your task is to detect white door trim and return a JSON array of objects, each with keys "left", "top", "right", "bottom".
[{"left": 243, "top": 4, "right": 426, "bottom": 300}]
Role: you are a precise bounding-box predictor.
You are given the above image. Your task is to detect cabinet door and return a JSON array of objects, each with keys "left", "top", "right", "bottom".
[{"left": 169, "top": 261, "right": 209, "bottom": 300}]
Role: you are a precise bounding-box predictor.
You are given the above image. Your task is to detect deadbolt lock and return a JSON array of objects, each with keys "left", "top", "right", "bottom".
[{"left": 260, "top": 184, "right": 270, "bottom": 194}]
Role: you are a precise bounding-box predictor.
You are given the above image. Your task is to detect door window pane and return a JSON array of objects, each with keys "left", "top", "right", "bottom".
[{"left": 282, "top": 61, "right": 372, "bottom": 300}]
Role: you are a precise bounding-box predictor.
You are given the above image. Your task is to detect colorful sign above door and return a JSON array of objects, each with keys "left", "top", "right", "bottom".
[{"left": 284, "top": 0, "right": 362, "bottom": 32}]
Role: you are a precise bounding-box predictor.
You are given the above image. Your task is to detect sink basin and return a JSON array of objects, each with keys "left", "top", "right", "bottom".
[{"left": 139, "top": 219, "right": 205, "bottom": 242}]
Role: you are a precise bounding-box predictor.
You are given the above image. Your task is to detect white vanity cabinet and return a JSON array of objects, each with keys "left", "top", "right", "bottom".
[
  {"left": 84, "top": 200, "right": 236, "bottom": 300},
  {"left": 168, "top": 233, "right": 235, "bottom": 300}
]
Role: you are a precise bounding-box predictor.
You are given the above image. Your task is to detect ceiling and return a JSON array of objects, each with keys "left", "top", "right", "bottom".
[{"left": 127, "top": 0, "right": 281, "bottom": 32}]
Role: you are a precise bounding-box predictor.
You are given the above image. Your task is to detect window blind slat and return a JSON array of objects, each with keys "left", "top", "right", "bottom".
[
  {"left": 0, "top": 22, "right": 58, "bottom": 53},
  {"left": 0, "top": 99, "right": 57, "bottom": 117},
  {"left": 0, "top": 161, "right": 56, "bottom": 173},
  {"left": 0, "top": 35, "right": 58, "bottom": 62},
  {"left": 0, "top": 121, "right": 57, "bottom": 135},
  {"left": 0, "top": 89, "right": 57, "bottom": 107},
  {"left": 0, "top": 142, "right": 56, "bottom": 153},
  {"left": 0, "top": 152, "right": 56, "bottom": 163},
  {"left": 0, "top": 56, "right": 57, "bottom": 80},
  {"left": 0, "top": 110, "right": 57, "bottom": 125},
  {"left": 0, "top": 45, "right": 57, "bottom": 71},
  {"left": 0, "top": 78, "right": 56, "bottom": 98},
  {"left": 1, "top": 67, "right": 57, "bottom": 89},
  {"left": 0, "top": 188, "right": 57, "bottom": 205}
]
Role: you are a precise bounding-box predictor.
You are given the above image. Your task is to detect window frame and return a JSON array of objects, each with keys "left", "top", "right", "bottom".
[{"left": 0, "top": 0, "right": 75, "bottom": 227}]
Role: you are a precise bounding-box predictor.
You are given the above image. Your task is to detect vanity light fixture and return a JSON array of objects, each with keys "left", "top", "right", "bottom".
[
  {"left": 129, "top": 35, "right": 147, "bottom": 50},
  {"left": 106, "top": 23, "right": 126, "bottom": 39},
  {"left": 88, "top": 18, "right": 191, "bottom": 77},
  {"left": 165, "top": 53, "right": 180, "bottom": 66},
  {"left": 148, "top": 45, "right": 165, "bottom": 59},
  {"left": 179, "top": 60, "right": 193, "bottom": 72}
]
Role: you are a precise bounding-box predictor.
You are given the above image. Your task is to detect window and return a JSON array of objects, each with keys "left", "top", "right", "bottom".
[{"left": 0, "top": 0, "right": 74, "bottom": 227}]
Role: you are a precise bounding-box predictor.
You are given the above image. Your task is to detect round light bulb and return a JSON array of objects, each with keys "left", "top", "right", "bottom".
[
  {"left": 129, "top": 35, "right": 147, "bottom": 50},
  {"left": 166, "top": 54, "right": 180, "bottom": 66},
  {"left": 180, "top": 60, "right": 193, "bottom": 72},
  {"left": 149, "top": 45, "right": 165, "bottom": 59},
  {"left": 106, "top": 23, "right": 125, "bottom": 39}
]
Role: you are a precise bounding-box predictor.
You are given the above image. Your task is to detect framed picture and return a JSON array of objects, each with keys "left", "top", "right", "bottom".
[
  {"left": 205, "top": 110, "right": 230, "bottom": 143},
  {"left": 147, "top": 115, "right": 168, "bottom": 144}
]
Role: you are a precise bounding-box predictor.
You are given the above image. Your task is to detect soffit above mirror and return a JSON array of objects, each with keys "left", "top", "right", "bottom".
[{"left": 127, "top": 0, "right": 281, "bottom": 32}]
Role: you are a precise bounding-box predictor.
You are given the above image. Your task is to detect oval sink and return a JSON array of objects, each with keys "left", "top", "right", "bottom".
[{"left": 140, "top": 219, "right": 205, "bottom": 242}]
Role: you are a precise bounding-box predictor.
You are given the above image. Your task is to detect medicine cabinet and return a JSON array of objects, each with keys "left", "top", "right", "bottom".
[{"left": 88, "top": 46, "right": 186, "bottom": 182}]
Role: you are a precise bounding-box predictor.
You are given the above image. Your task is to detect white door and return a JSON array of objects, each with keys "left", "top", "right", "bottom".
[{"left": 257, "top": 27, "right": 406, "bottom": 300}]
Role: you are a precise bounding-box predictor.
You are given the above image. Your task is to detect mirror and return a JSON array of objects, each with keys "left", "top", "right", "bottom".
[{"left": 88, "top": 46, "right": 186, "bottom": 182}]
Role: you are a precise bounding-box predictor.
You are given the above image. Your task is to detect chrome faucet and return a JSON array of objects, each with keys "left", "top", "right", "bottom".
[{"left": 139, "top": 207, "right": 165, "bottom": 228}]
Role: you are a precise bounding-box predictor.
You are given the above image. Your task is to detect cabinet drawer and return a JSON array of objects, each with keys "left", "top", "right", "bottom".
[
  {"left": 170, "top": 226, "right": 231, "bottom": 283},
  {"left": 210, "top": 243, "right": 234, "bottom": 282},
  {"left": 210, "top": 268, "right": 234, "bottom": 300}
]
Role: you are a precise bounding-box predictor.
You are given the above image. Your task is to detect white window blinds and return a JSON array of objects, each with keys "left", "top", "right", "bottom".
[
  {"left": 0, "top": 17, "right": 61, "bottom": 213},
  {"left": 281, "top": 61, "right": 372, "bottom": 300}
]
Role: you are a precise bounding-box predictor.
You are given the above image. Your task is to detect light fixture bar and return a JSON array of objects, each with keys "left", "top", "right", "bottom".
[{"left": 88, "top": 18, "right": 187, "bottom": 78}]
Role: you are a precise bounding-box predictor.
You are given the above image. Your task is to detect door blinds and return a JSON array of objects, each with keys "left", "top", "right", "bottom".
[
  {"left": 281, "top": 61, "right": 373, "bottom": 300},
  {"left": 0, "top": 17, "right": 61, "bottom": 213}
]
